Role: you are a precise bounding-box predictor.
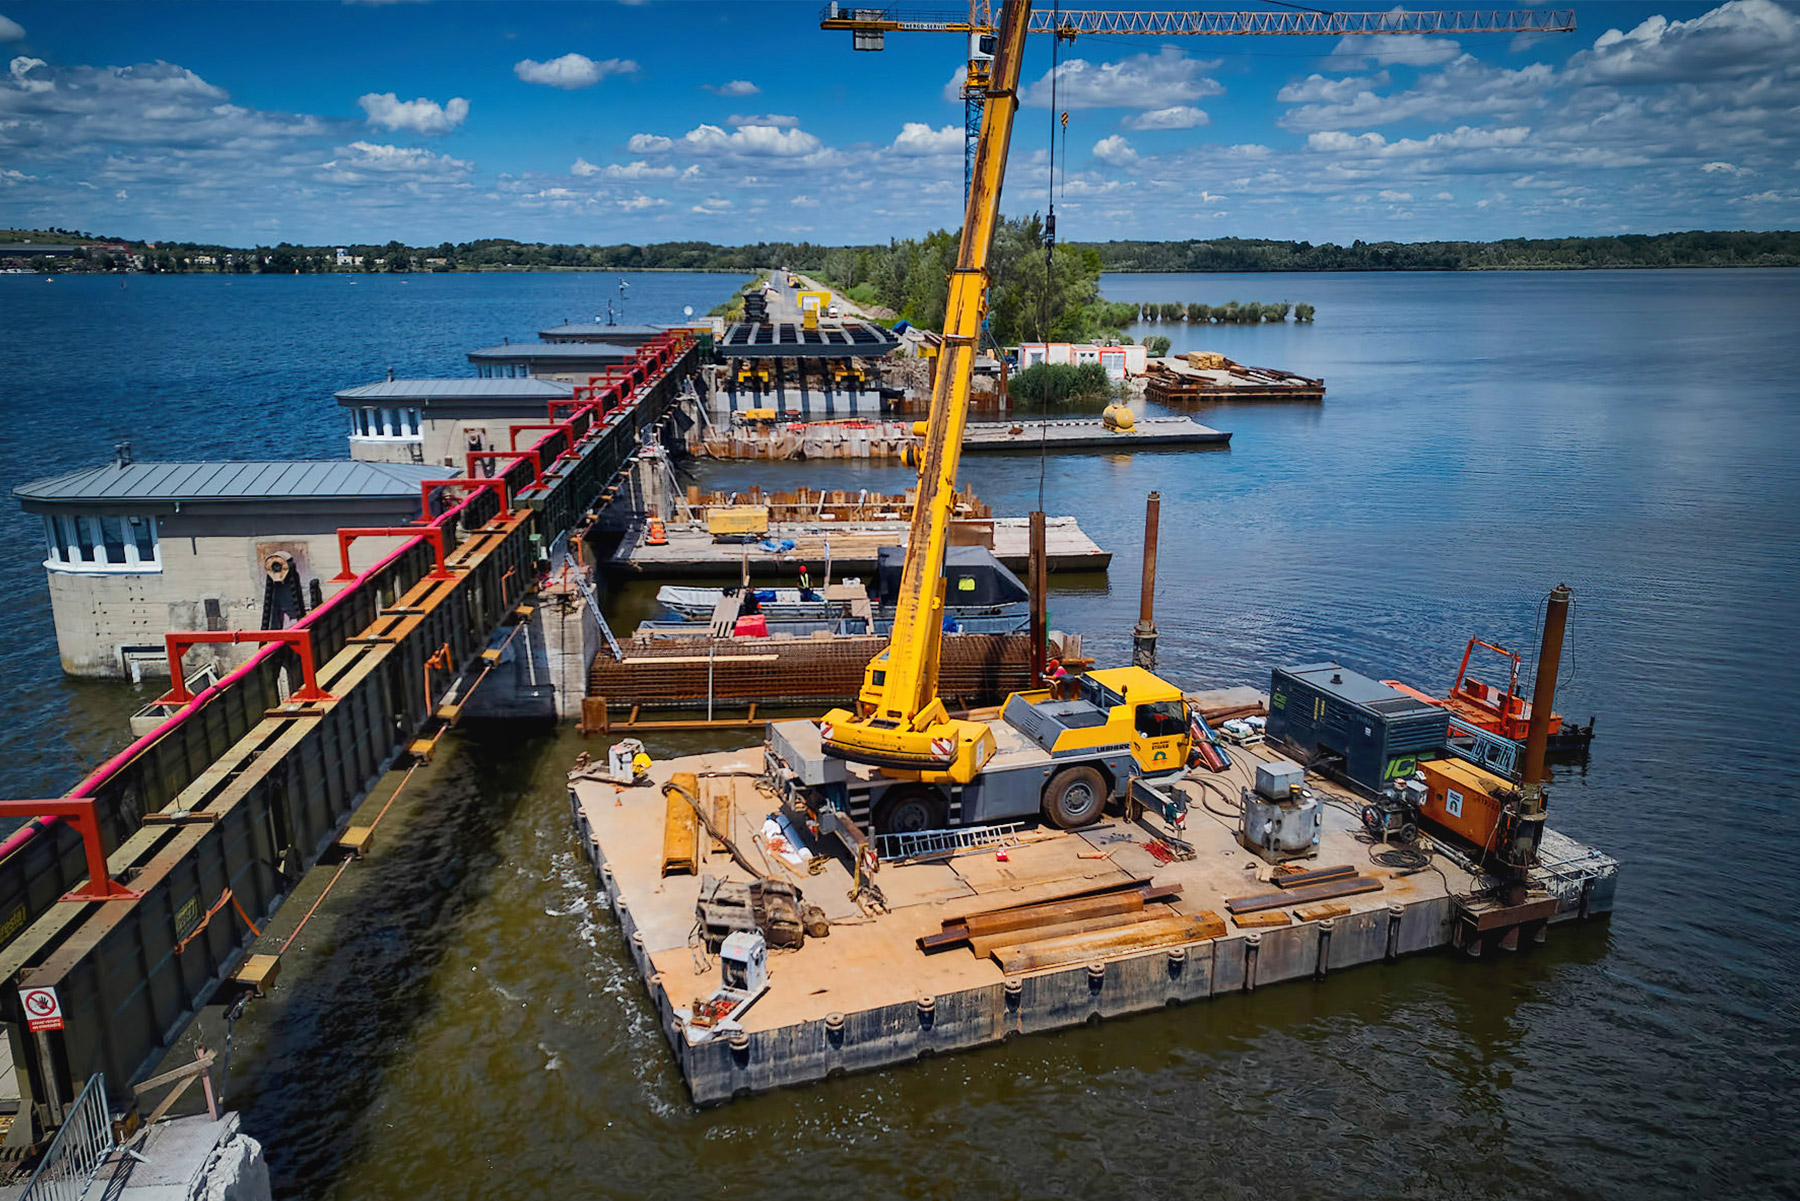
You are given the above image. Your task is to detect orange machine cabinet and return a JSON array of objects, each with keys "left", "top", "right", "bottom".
[{"left": 1417, "top": 757, "right": 1518, "bottom": 849}]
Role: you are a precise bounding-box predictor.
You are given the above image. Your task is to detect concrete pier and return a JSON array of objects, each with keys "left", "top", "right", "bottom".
[
  {"left": 567, "top": 723, "right": 1618, "bottom": 1105},
  {"left": 963, "top": 416, "right": 1230, "bottom": 452},
  {"left": 606, "top": 515, "right": 1111, "bottom": 579}
]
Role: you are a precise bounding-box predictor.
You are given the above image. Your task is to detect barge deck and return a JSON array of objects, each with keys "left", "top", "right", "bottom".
[
  {"left": 606, "top": 515, "right": 1111, "bottom": 578},
  {"left": 963, "top": 416, "right": 1230, "bottom": 452},
  {"left": 566, "top": 708, "right": 1618, "bottom": 1105}
]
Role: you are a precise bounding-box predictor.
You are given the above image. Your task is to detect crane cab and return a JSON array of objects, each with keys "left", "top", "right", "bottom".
[{"left": 1003, "top": 667, "right": 1191, "bottom": 775}]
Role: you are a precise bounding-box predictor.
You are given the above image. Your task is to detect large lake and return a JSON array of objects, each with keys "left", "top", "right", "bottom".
[{"left": 1, "top": 268, "right": 1794, "bottom": 1199}]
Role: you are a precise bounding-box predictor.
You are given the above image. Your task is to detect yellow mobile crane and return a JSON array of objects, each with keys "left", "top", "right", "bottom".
[{"left": 764, "top": 1, "right": 1574, "bottom": 838}]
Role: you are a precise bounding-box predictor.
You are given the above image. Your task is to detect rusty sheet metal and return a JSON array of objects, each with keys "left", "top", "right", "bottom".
[
  {"left": 1225, "top": 875, "right": 1383, "bottom": 915},
  {"left": 590, "top": 633, "right": 1035, "bottom": 710}
]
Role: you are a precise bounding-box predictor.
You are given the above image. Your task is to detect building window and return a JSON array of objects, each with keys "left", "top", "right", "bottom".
[
  {"left": 351, "top": 404, "right": 421, "bottom": 441},
  {"left": 130, "top": 515, "right": 156, "bottom": 562},
  {"left": 44, "top": 511, "right": 160, "bottom": 573}
]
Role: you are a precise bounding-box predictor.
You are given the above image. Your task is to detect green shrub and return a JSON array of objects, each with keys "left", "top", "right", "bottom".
[
  {"left": 1010, "top": 361, "right": 1113, "bottom": 411},
  {"left": 1145, "top": 334, "right": 1172, "bottom": 358}
]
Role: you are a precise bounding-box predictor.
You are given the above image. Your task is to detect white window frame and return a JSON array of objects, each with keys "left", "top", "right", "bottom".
[
  {"left": 348, "top": 403, "right": 423, "bottom": 444},
  {"left": 44, "top": 511, "right": 162, "bottom": 574}
]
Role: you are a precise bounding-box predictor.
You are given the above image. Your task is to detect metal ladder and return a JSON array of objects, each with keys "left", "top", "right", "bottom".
[
  {"left": 563, "top": 550, "right": 624, "bottom": 660},
  {"left": 876, "top": 821, "right": 1024, "bottom": 862},
  {"left": 1445, "top": 714, "right": 1519, "bottom": 777}
]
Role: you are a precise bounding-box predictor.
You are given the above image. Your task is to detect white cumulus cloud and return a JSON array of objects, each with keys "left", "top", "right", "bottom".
[
  {"left": 1122, "top": 106, "right": 1209, "bottom": 131},
  {"left": 0, "top": 16, "right": 23, "bottom": 41},
  {"left": 513, "top": 53, "right": 638, "bottom": 90},
  {"left": 703, "top": 79, "right": 760, "bottom": 97},
  {"left": 728, "top": 112, "right": 798, "bottom": 128},
  {"left": 357, "top": 92, "right": 468, "bottom": 135},
  {"left": 619, "top": 193, "right": 666, "bottom": 211},
  {"left": 319, "top": 140, "right": 473, "bottom": 182},
  {"left": 680, "top": 123, "right": 821, "bottom": 157},
  {"left": 1092, "top": 135, "right": 1138, "bottom": 166},
  {"left": 8, "top": 54, "right": 51, "bottom": 93},
  {"left": 1324, "top": 34, "right": 1462, "bottom": 70},
  {"left": 1569, "top": 0, "right": 1799, "bottom": 85},
  {"left": 627, "top": 133, "right": 673, "bottom": 153},
  {"left": 890, "top": 122, "right": 962, "bottom": 156},
  {"left": 1023, "top": 49, "right": 1221, "bottom": 110},
  {"left": 602, "top": 159, "right": 677, "bottom": 179}
]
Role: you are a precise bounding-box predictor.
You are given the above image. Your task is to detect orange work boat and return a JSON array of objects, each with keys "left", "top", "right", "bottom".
[{"left": 1384, "top": 637, "right": 1595, "bottom": 754}]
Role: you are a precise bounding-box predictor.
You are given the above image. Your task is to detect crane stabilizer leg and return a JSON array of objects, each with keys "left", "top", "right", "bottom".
[{"left": 818, "top": 0, "right": 1032, "bottom": 785}]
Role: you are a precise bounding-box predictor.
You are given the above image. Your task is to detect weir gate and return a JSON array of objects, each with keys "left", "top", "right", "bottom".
[{"left": 0, "top": 335, "right": 698, "bottom": 1146}]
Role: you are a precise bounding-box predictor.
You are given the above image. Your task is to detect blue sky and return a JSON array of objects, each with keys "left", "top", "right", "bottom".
[{"left": 1, "top": 0, "right": 1796, "bottom": 246}]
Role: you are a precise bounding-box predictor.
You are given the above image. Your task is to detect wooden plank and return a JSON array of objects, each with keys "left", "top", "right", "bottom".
[
  {"left": 971, "top": 905, "right": 1174, "bottom": 958},
  {"left": 701, "top": 778, "right": 732, "bottom": 855},
  {"left": 994, "top": 911, "right": 1227, "bottom": 974},
  {"left": 1226, "top": 875, "right": 1382, "bottom": 915},
  {"left": 920, "top": 883, "right": 1181, "bottom": 951},
  {"left": 661, "top": 771, "right": 700, "bottom": 877},
  {"left": 941, "top": 877, "right": 1162, "bottom": 927},
  {"left": 1272, "top": 864, "right": 1356, "bottom": 889},
  {"left": 962, "top": 890, "right": 1150, "bottom": 939},
  {"left": 1294, "top": 902, "right": 1351, "bottom": 922},
  {"left": 1231, "top": 910, "right": 1292, "bottom": 929}
]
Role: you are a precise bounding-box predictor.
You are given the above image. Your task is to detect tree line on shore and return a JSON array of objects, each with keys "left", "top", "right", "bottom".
[
  {"left": 1135, "top": 301, "right": 1314, "bottom": 324},
  {"left": 9, "top": 225, "right": 1795, "bottom": 280}
]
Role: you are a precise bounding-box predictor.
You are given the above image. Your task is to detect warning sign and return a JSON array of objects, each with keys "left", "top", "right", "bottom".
[{"left": 21, "top": 986, "right": 62, "bottom": 1033}]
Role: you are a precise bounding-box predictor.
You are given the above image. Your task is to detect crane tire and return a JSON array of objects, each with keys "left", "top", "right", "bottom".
[
  {"left": 1042, "top": 765, "right": 1108, "bottom": 830},
  {"left": 873, "top": 785, "right": 946, "bottom": 837}
]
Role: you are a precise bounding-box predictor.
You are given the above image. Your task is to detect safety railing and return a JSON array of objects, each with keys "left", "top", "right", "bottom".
[
  {"left": 20, "top": 1073, "right": 114, "bottom": 1201},
  {"left": 1445, "top": 714, "right": 1520, "bottom": 778}
]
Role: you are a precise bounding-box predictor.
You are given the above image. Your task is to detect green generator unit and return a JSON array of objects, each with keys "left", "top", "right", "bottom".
[{"left": 1266, "top": 661, "right": 1449, "bottom": 795}]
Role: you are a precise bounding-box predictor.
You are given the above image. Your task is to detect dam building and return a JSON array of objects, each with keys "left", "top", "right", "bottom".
[{"left": 14, "top": 452, "right": 444, "bottom": 678}]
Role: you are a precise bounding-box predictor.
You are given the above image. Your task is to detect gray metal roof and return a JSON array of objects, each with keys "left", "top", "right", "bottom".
[
  {"left": 335, "top": 377, "right": 573, "bottom": 403},
  {"left": 1282, "top": 662, "right": 1440, "bottom": 714},
  {"left": 14, "top": 460, "right": 448, "bottom": 505},
  {"left": 465, "top": 342, "right": 636, "bottom": 361},
  {"left": 538, "top": 323, "right": 664, "bottom": 338}
]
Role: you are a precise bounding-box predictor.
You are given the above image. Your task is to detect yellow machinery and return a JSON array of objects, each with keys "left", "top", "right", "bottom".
[
  {"left": 801, "top": 0, "right": 1578, "bottom": 815},
  {"left": 796, "top": 290, "right": 833, "bottom": 331},
  {"left": 816, "top": 0, "right": 1038, "bottom": 785},
  {"left": 706, "top": 505, "right": 770, "bottom": 539}
]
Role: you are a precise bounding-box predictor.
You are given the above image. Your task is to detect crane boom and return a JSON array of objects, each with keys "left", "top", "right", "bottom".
[
  {"left": 817, "top": 0, "right": 1037, "bottom": 782},
  {"left": 821, "top": 5, "right": 1577, "bottom": 40},
  {"left": 817, "top": 0, "right": 1575, "bottom": 784}
]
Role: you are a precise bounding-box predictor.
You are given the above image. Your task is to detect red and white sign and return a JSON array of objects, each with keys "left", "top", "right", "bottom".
[{"left": 21, "top": 986, "right": 63, "bottom": 1033}]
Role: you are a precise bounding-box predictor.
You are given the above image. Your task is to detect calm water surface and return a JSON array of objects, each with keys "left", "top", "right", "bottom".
[{"left": 1, "top": 269, "right": 1796, "bottom": 1199}]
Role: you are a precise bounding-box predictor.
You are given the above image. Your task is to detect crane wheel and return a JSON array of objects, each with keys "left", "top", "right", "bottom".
[
  {"left": 873, "top": 785, "right": 946, "bottom": 836},
  {"left": 1042, "top": 766, "right": 1108, "bottom": 830}
]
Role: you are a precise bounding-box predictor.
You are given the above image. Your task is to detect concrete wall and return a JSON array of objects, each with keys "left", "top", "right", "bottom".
[
  {"left": 346, "top": 413, "right": 568, "bottom": 472},
  {"left": 42, "top": 509, "right": 424, "bottom": 678}
]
